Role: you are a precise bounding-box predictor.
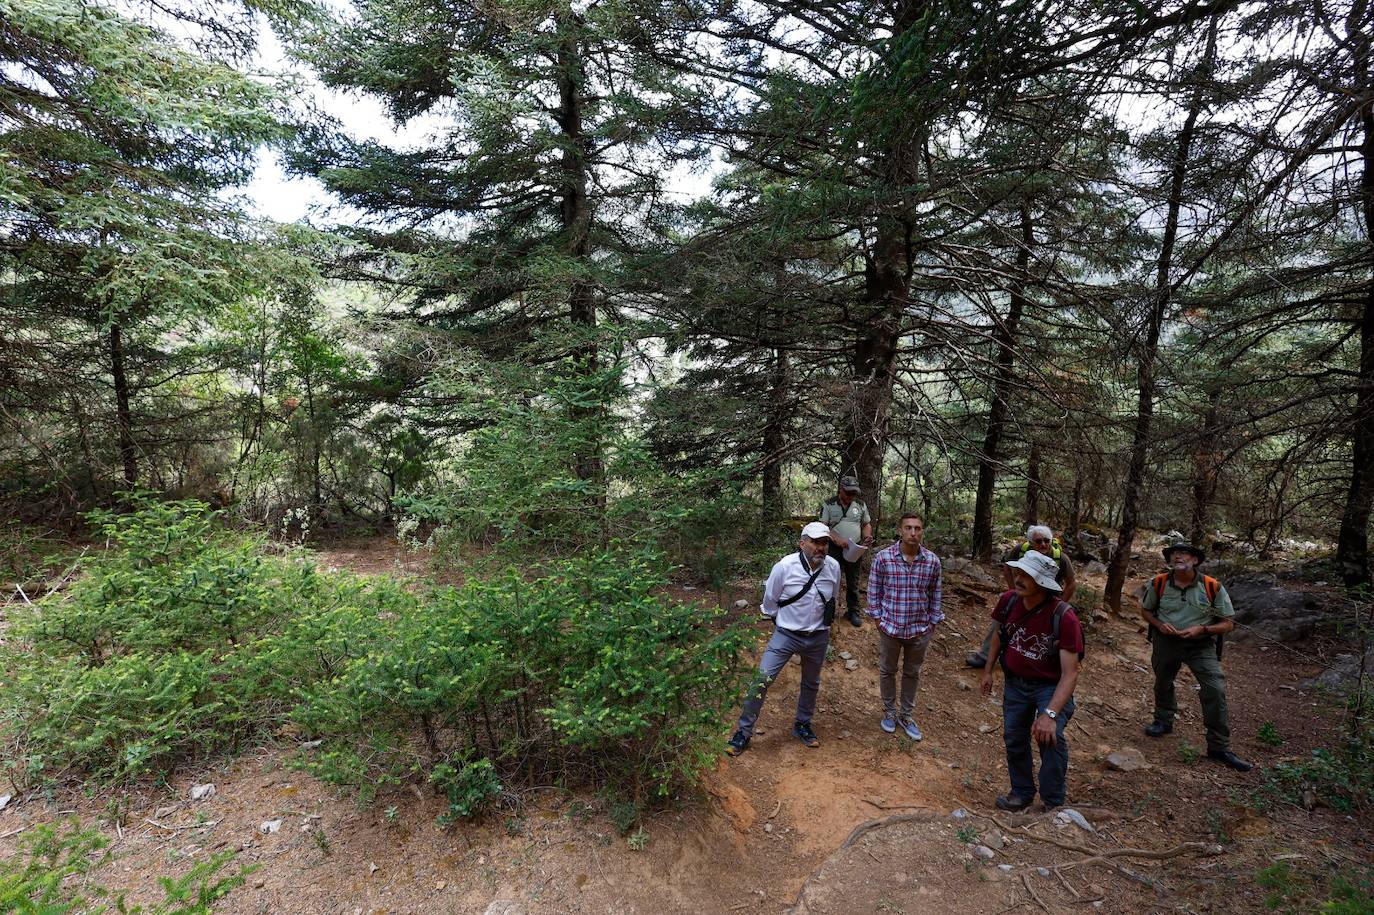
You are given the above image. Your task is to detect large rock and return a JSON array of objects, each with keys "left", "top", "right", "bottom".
[
  {"left": 1225, "top": 575, "right": 1323, "bottom": 644},
  {"left": 1105, "top": 747, "right": 1149, "bottom": 772},
  {"left": 944, "top": 557, "right": 999, "bottom": 587},
  {"left": 1085, "top": 560, "right": 1107, "bottom": 576},
  {"left": 1303, "top": 648, "right": 1374, "bottom": 692}
]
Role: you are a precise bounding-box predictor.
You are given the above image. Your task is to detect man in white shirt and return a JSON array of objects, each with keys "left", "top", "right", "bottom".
[{"left": 725, "top": 521, "right": 841, "bottom": 756}]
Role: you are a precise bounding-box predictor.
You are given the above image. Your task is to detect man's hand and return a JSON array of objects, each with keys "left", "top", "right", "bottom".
[
  {"left": 830, "top": 532, "right": 851, "bottom": 549},
  {"left": 1032, "top": 713, "right": 1057, "bottom": 747},
  {"left": 980, "top": 672, "right": 995, "bottom": 697},
  {"left": 1155, "top": 620, "right": 1181, "bottom": 637},
  {"left": 1177, "top": 625, "right": 1207, "bottom": 639}
]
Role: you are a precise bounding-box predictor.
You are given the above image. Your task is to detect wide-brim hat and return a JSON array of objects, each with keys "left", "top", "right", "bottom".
[
  {"left": 1162, "top": 542, "right": 1206, "bottom": 564},
  {"left": 1005, "top": 550, "right": 1063, "bottom": 592}
]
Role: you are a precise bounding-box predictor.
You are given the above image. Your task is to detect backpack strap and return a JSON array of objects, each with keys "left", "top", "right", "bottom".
[
  {"left": 1152, "top": 573, "right": 1168, "bottom": 601},
  {"left": 1050, "top": 600, "right": 1085, "bottom": 661},
  {"left": 1202, "top": 575, "right": 1220, "bottom": 604}
]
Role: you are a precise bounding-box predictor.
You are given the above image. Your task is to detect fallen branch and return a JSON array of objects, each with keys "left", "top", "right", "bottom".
[
  {"left": 840, "top": 811, "right": 936, "bottom": 849},
  {"left": 143, "top": 818, "right": 218, "bottom": 833},
  {"left": 1021, "top": 870, "right": 1050, "bottom": 912}
]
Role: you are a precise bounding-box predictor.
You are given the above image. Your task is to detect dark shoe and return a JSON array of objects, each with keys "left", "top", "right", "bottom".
[
  {"left": 793, "top": 721, "right": 820, "bottom": 748},
  {"left": 724, "top": 730, "right": 750, "bottom": 757},
  {"left": 845, "top": 609, "right": 862, "bottom": 628},
  {"left": 1144, "top": 721, "right": 1173, "bottom": 738},
  {"left": 1208, "top": 749, "right": 1253, "bottom": 772},
  {"left": 965, "top": 653, "right": 987, "bottom": 669},
  {"left": 995, "top": 793, "right": 1034, "bottom": 812}
]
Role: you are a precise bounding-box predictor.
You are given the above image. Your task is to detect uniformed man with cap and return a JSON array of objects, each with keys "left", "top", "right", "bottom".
[
  {"left": 818, "top": 475, "right": 872, "bottom": 627},
  {"left": 1138, "top": 542, "right": 1252, "bottom": 771},
  {"left": 725, "top": 521, "right": 840, "bottom": 756}
]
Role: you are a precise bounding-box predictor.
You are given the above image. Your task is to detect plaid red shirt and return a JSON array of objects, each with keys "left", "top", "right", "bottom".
[{"left": 866, "top": 543, "right": 943, "bottom": 639}]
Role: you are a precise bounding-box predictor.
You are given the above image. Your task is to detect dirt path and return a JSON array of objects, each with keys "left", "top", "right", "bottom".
[{"left": 1, "top": 547, "right": 1368, "bottom": 914}]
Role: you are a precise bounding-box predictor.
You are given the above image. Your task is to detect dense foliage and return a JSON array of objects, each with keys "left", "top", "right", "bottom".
[{"left": 0, "top": 502, "right": 750, "bottom": 806}]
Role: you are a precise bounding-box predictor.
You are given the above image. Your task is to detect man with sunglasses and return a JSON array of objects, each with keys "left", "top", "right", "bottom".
[{"left": 966, "top": 524, "right": 1077, "bottom": 668}]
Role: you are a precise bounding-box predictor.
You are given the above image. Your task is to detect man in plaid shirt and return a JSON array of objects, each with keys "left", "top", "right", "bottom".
[{"left": 867, "top": 512, "right": 943, "bottom": 740}]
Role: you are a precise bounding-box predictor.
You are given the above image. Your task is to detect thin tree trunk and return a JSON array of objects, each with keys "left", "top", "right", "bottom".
[
  {"left": 1024, "top": 440, "right": 1041, "bottom": 525},
  {"left": 1105, "top": 19, "right": 1216, "bottom": 612},
  {"left": 1188, "top": 389, "right": 1223, "bottom": 546},
  {"left": 973, "top": 204, "right": 1033, "bottom": 559},
  {"left": 110, "top": 320, "right": 137, "bottom": 487},
  {"left": 1338, "top": 8, "right": 1374, "bottom": 588},
  {"left": 761, "top": 347, "right": 790, "bottom": 514}
]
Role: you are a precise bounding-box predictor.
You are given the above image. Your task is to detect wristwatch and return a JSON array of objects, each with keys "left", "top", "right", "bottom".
[{"left": 1041, "top": 708, "right": 1058, "bottom": 720}]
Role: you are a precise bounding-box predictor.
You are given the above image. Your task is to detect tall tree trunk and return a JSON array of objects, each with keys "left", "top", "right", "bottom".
[
  {"left": 1024, "top": 440, "right": 1041, "bottom": 525},
  {"left": 841, "top": 0, "right": 929, "bottom": 529},
  {"left": 1066, "top": 472, "right": 1084, "bottom": 552},
  {"left": 556, "top": 13, "right": 601, "bottom": 488},
  {"left": 110, "top": 320, "right": 137, "bottom": 487},
  {"left": 761, "top": 347, "right": 790, "bottom": 514},
  {"left": 1105, "top": 20, "right": 1216, "bottom": 612},
  {"left": 1338, "top": 10, "right": 1374, "bottom": 588},
  {"left": 973, "top": 204, "right": 1033, "bottom": 559}
]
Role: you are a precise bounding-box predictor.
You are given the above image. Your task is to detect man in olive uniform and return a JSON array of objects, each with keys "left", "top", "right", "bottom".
[
  {"left": 818, "top": 475, "right": 872, "bottom": 627},
  {"left": 1138, "top": 542, "right": 1252, "bottom": 772}
]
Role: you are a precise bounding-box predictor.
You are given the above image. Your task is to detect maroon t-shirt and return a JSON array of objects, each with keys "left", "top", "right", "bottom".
[{"left": 991, "top": 590, "right": 1084, "bottom": 681}]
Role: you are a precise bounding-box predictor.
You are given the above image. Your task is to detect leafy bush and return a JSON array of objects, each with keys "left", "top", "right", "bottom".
[
  {"left": 2, "top": 499, "right": 750, "bottom": 808},
  {"left": 292, "top": 549, "right": 752, "bottom": 803}
]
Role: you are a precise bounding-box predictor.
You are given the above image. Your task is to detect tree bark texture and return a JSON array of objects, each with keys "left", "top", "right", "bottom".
[
  {"left": 761, "top": 347, "right": 790, "bottom": 514},
  {"left": 1105, "top": 19, "right": 1216, "bottom": 612},
  {"left": 1024, "top": 440, "right": 1041, "bottom": 526},
  {"left": 972, "top": 204, "right": 1033, "bottom": 559}
]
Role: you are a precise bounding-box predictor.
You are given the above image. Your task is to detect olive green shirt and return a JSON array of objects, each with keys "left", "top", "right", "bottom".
[
  {"left": 1141, "top": 575, "right": 1235, "bottom": 630},
  {"left": 818, "top": 496, "right": 870, "bottom": 544}
]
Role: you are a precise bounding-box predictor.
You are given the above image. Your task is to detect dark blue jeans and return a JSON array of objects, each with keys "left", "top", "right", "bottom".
[{"left": 1002, "top": 676, "right": 1075, "bottom": 806}]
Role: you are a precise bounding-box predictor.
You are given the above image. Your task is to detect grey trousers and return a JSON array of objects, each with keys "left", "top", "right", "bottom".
[
  {"left": 736, "top": 627, "right": 830, "bottom": 737},
  {"left": 878, "top": 629, "right": 932, "bottom": 717}
]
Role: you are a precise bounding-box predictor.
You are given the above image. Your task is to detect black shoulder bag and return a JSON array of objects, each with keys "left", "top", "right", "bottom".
[{"left": 777, "top": 552, "right": 836, "bottom": 626}]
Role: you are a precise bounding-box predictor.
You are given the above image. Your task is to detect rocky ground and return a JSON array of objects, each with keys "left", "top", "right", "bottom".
[{"left": 1, "top": 538, "right": 1370, "bottom": 914}]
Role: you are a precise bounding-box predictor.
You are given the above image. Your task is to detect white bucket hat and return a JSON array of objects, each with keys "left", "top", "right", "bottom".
[{"left": 1005, "top": 550, "right": 1062, "bottom": 592}]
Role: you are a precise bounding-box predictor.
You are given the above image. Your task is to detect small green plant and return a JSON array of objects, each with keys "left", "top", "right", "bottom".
[
  {"left": 1203, "top": 807, "right": 1230, "bottom": 845},
  {"left": 1257, "top": 861, "right": 1297, "bottom": 910},
  {"left": 1178, "top": 741, "right": 1201, "bottom": 765},
  {"left": 1258, "top": 721, "right": 1284, "bottom": 747},
  {"left": 955, "top": 825, "right": 978, "bottom": 843},
  {"left": 383, "top": 805, "right": 399, "bottom": 827},
  {"left": 626, "top": 827, "right": 649, "bottom": 851},
  {"left": 0, "top": 819, "right": 250, "bottom": 913},
  {"left": 310, "top": 827, "right": 331, "bottom": 856},
  {"left": 606, "top": 796, "right": 640, "bottom": 836},
  {"left": 431, "top": 757, "right": 503, "bottom": 826}
]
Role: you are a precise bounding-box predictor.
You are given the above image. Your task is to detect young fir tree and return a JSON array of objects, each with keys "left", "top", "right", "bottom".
[{"left": 0, "top": 0, "right": 289, "bottom": 503}]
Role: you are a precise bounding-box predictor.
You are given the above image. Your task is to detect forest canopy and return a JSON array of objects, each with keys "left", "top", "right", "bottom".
[{"left": 2, "top": 0, "right": 1372, "bottom": 604}]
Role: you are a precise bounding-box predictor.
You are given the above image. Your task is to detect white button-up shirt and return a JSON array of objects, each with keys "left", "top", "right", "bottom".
[{"left": 760, "top": 551, "right": 840, "bottom": 632}]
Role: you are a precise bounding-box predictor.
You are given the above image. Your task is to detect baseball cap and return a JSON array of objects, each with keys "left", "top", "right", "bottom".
[
  {"left": 839, "top": 475, "right": 861, "bottom": 493},
  {"left": 801, "top": 521, "right": 831, "bottom": 541}
]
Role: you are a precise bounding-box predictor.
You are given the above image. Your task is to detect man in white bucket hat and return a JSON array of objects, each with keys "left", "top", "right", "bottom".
[{"left": 980, "top": 549, "right": 1083, "bottom": 811}]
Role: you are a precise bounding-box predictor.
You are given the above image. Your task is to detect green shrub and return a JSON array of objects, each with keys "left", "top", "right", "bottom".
[
  {"left": 1, "top": 499, "right": 750, "bottom": 809},
  {"left": 431, "top": 757, "right": 503, "bottom": 825},
  {"left": 0, "top": 820, "right": 248, "bottom": 913}
]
